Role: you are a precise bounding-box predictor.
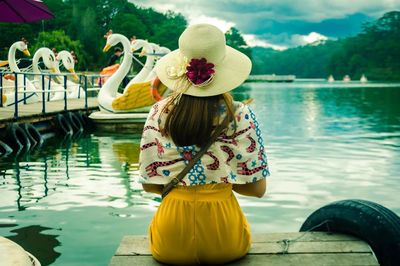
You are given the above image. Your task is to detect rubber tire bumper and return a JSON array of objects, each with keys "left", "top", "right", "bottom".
[
  {"left": 4, "top": 123, "right": 31, "bottom": 152},
  {"left": 21, "top": 123, "right": 43, "bottom": 148},
  {"left": 54, "top": 114, "right": 73, "bottom": 136},
  {"left": 300, "top": 199, "right": 400, "bottom": 266},
  {"left": 66, "top": 112, "right": 83, "bottom": 134},
  {"left": 0, "top": 140, "right": 13, "bottom": 156}
]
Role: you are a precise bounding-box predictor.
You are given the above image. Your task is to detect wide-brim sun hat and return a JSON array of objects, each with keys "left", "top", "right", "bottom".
[{"left": 155, "top": 24, "right": 252, "bottom": 97}]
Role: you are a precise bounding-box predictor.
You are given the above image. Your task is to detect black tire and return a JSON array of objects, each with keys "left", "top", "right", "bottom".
[
  {"left": 75, "top": 112, "right": 87, "bottom": 128},
  {"left": 0, "top": 140, "right": 13, "bottom": 156},
  {"left": 79, "top": 111, "right": 93, "bottom": 130},
  {"left": 21, "top": 123, "right": 43, "bottom": 148},
  {"left": 66, "top": 112, "right": 83, "bottom": 134},
  {"left": 300, "top": 199, "right": 400, "bottom": 266},
  {"left": 54, "top": 114, "right": 73, "bottom": 136},
  {"left": 4, "top": 123, "right": 31, "bottom": 152}
]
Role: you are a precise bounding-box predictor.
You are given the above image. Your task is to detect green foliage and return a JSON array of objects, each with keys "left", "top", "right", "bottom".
[
  {"left": 252, "top": 11, "right": 400, "bottom": 80},
  {"left": 225, "top": 27, "right": 252, "bottom": 60},
  {"left": 31, "top": 30, "right": 86, "bottom": 69},
  {"left": 328, "top": 11, "right": 400, "bottom": 80},
  {"left": 0, "top": 0, "right": 187, "bottom": 70},
  {"left": 251, "top": 41, "right": 342, "bottom": 78}
]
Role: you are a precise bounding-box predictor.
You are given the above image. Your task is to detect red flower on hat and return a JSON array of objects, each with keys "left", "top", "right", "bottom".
[{"left": 186, "top": 58, "right": 215, "bottom": 85}]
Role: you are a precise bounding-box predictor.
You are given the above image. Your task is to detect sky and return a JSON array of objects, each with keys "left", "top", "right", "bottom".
[{"left": 130, "top": 0, "right": 400, "bottom": 50}]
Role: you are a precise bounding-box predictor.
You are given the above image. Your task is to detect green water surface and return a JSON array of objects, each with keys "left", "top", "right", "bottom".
[{"left": 1, "top": 81, "right": 400, "bottom": 265}]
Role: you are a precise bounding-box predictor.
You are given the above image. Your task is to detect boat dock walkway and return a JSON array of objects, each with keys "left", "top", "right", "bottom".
[
  {"left": 0, "top": 97, "right": 98, "bottom": 128},
  {"left": 109, "top": 232, "right": 379, "bottom": 266}
]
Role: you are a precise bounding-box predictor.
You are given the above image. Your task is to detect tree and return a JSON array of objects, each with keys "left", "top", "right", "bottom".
[
  {"left": 31, "top": 30, "right": 86, "bottom": 69},
  {"left": 225, "top": 27, "right": 252, "bottom": 60}
]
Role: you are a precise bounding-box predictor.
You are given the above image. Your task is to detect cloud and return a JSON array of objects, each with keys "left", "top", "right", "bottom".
[
  {"left": 188, "top": 15, "right": 235, "bottom": 33},
  {"left": 130, "top": 0, "right": 400, "bottom": 49},
  {"left": 291, "top": 32, "right": 329, "bottom": 46},
  {"left": 243, "top": 34, "right": 287, "bottom": 50}
]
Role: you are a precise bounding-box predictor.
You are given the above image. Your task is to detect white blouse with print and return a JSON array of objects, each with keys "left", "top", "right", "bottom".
[{"left": 139, "top": 98, "right": 270, "bottom": 186}]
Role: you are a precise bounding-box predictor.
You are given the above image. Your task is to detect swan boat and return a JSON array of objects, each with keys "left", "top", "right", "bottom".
[
  {"left": 31, "top": 47, "right": 64, "bottom": 101},
  {"left": 1, "top": 41, "right": 39, "bottom": 106},
  {"left": 50, "top": 50, "right": 84, "bottom": 101},
  {"left": 89, "top": 33, "right": 168, "bottom": 130}
]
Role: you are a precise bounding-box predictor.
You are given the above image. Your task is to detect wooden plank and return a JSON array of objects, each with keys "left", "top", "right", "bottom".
[
  {"left": 115, "top": 235, "right": 149, "bottom": 256},
  {"left": 250, "top": 240, "right": 371, "bottom": 254},
  {"left": 252, "top": 232, "right": 361, "bottom": 242},
  {"left": 115, "top": 233, "right": 371, "bottom": 256},
  {"left": 109, "top": 253, "right": 379, "bottom": 266}
]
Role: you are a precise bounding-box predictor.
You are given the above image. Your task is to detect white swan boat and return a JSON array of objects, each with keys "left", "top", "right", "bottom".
[
  {"left": 90, "top": 33, "right": 168, "bottom": 128},
  {"left": 360, "top": 74, "right": 368, "bottom": 83},
  {"left": 50, "top": 50, "right": 84, "bottom": 100},
  {"left": 1, "top": 41, "right": 39, "bottom": 106}
]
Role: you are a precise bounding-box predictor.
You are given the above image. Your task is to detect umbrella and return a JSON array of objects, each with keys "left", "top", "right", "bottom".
[{"left": 0, "top": 0, "right": 54, "bottom": 23}]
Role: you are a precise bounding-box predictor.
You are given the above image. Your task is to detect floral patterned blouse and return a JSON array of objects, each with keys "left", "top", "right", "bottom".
[{"left": 139, "top": 98, "right": 270, "bottom": 186}]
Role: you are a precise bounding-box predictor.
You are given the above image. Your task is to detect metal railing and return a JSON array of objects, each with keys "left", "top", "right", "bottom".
[{"left": 0, "top": 71, "right": 105, "bottom": 120}]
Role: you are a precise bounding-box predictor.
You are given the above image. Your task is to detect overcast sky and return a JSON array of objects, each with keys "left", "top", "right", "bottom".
[{"left": 130, "top": 0, "right": 400, "bottom": 50}]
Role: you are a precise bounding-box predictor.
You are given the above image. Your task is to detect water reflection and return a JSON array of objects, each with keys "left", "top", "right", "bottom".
[
  {"left": 6, "top": 225, "right": 61, "bottom": 266},
  {"left": 0, "top": 83, "right": 399, "bottom": 265}
]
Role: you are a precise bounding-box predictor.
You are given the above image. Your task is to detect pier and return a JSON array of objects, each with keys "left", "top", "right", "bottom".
[
  {"left": 247, "top": 74, "right": 296, "bottom": 82},
  {"left": 0, "top": 98, "right": 98, "bottom": 128},
  {"left": 0, "top": 71, "right": 100, "bottom": 128},
  {"left": 109, "top": 232, "right": 379, "bottom": 266}
]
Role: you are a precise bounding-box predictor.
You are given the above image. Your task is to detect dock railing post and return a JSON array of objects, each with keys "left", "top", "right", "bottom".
[
  {"left": 41, "top": 74, "right": 46, "bottom": 114},
  {"left": 48, "top": 74, "right": 52, "bottom": 102},
  {"left": 0, "top": 73, "right": 3, "bottom": 107},
  {"left": 14, "top": 73, "right": 18, "bottom": 120},
  {"left": 23, "top": 73, "right": 26, "bottom": 104},
  {"left": 47, "top": 74, "right": 51, "bottom": 101},
  {"left": 64, "top": 75, "right": 68, "bottom": 111},
  {"left": 91, "top": 76, "right": 95, "bottom": 95},
  {"left": 84, "top": 75, "right": 88, "bottom": 114}
]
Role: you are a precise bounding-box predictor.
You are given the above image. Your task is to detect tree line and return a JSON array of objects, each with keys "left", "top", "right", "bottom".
[
  {"left": 251, "top": 11, "right": 400, "bottom": 81},
  {"left": 0, "top": 1, "right": 399, "bottom": 80}
]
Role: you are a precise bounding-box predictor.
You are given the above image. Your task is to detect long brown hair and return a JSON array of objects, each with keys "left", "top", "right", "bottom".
[{"left": 161, "top": 93, "right": 236, "bottom": 147}]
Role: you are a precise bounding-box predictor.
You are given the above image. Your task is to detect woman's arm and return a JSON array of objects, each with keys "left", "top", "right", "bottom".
[
  {"left": 232, "top": 178, "right": 267, "bottom": 198},
  {"left": 142, "top": 184, "right": 164, "bottom": 195}
]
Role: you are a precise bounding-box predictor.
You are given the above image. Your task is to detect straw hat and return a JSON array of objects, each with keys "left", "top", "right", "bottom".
[{"left": 155, "top": 24, "right": 251, "bottom": 97}]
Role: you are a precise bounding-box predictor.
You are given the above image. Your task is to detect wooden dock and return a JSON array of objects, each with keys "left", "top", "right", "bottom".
[
  {"left": 0, "top": 97, "right": 99, "bottom": 128},
  {"left": 109, "top": 232, "right": 379, "bottom": 266}
]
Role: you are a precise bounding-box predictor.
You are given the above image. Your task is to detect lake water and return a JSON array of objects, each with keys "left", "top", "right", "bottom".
[{"left": 1, "top": 81, "right": 400, "bottom": 265}]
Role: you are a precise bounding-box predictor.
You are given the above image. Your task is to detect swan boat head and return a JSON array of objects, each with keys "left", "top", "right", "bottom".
[
  {"left": 7, "top": 41, "right": 31, "bottom": 73},
  {"left": 33, "top": 47, "right": 57, "bottom": 73},
  {"left": 15, "top": 41, "right": 30, "bottom": 57},
  {"left": 57, "top": 50, "right": 78, "bottom": 80}
]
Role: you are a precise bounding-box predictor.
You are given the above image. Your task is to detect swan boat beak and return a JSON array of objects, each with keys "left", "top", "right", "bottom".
[
  {"left": 69, "top": 69, "right": 79, "bottom": 81},
  {"left": 22, "top": 49, "right": 30, "bottom": 57},
  {"left": 103, "top": 44, "right": 111, "bottom": 52}
]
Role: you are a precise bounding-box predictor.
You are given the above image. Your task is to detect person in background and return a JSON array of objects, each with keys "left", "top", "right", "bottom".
[
  {"left": 107, "top": 47, "right": 123, "bottom": 66},
  {"left": 51, "top": 48, "right": 58, "bottom": 58},
  {"left": 70, "top": 50, "right": 78, "bottom": 65}
]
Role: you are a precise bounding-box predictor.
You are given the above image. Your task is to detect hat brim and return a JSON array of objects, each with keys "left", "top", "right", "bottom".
[{"left": 155, "top": 46, "right": 251, "bottom": 97}]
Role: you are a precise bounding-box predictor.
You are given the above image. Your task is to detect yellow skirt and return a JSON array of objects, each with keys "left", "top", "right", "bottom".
[{"left": 149, "top": 183, "right": 251, "bottom": 265}]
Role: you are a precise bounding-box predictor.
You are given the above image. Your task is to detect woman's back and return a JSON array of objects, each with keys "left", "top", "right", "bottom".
[{"left": 139, "top": 23, "right": 269, "bottom": 265}]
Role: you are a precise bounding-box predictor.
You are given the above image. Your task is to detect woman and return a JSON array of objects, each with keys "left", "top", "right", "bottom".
[{"left": 139, "top": 24, "right": 269, "bottom": 265}]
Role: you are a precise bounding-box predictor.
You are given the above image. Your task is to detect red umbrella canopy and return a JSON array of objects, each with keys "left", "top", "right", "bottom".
[{"left": 0, "top": 0, "right": 54, "bottom": 23}]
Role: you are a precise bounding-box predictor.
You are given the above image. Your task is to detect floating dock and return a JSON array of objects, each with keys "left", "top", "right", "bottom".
[
  {"left": 109, "top": 232, "right": 378, "bottom": 266},
  {"left": 0, "top": 98, "right": 98, "bottom": 128},
  {"left": 247, "top": 74, "right": 296, "bottom": 82}
]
